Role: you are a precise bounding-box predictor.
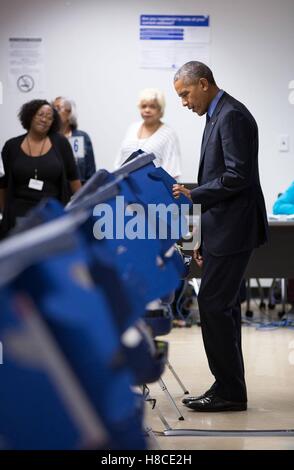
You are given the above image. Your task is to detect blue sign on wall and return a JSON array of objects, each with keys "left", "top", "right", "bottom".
[{"left": 140, "top": 15, "right": 209, "bottom": 27}]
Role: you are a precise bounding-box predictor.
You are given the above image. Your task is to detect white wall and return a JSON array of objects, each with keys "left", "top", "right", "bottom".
[{"left": 0, "top": 0, "right": 293, "bottom": 211}]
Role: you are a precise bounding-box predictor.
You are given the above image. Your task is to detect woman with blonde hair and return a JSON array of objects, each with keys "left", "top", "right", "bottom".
[{"left": 115, "top": 88, "right": 181, "bottom": 179}]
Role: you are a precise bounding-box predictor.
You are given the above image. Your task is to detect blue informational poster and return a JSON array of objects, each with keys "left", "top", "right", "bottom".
[{"left": 139, "top": 14, "right": 210, "bottom": 69}]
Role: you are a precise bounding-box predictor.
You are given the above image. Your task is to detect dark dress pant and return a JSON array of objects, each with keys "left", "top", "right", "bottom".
[{"left": 197, "top": 245, "right": 252, "bottom": 402}]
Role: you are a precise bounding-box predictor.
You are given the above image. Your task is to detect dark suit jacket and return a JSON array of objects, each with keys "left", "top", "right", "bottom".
[{"left": 191, "top": 92, "right": 269, "bottom": 256}]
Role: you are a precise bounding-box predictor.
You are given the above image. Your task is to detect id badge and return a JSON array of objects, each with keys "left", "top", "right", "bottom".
[{"left": 28, "top": 178, "right": 44, "bottom": 191}]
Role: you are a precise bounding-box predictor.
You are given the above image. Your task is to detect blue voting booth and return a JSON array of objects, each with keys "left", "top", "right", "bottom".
[
  {"left": 71, "top": 153, "right": 191, "bottom": 328},
  {"left": 0, "top": 213, "right": 145, "bottom": 450},
  {"left": 113, "top": 153, "right": 191, "bottom": 254},
  {"left": 70, "top": 152, "right": 191, "bottom": 256},
  {"left": 0, "top": 153, "right": 190, "bottom": 449},
  {"left": 0, "top": 286, "right": 109, "bottom": 450}
]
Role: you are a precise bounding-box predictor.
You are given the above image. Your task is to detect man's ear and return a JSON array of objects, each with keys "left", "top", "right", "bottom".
[{"left": 199, "top": 77, "right": 209, "bottom": 91}]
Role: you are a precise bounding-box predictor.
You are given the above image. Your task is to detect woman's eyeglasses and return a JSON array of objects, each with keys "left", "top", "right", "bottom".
[{"left": 35, "top": 112, "right": 54, "bottom": 122}]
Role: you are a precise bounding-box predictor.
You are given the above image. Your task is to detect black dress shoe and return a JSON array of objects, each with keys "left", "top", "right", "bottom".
[
  {"left": 186, "top": 393, "right": 247, "bottom": 412},
  {"left": 182, "top": 391, "right": 210, "bottom": 405},
  {"left": 182, "top": 383, "right": 218, "bottom": 405}
]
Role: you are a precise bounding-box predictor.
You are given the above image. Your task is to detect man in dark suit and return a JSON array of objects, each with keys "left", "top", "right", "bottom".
[{"left": 173, "top": 61, "right": 268, "bottom": 412}]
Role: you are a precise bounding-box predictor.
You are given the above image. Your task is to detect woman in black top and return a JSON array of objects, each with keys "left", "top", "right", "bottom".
[{"left": 0, "top": 99, "right": 81, "bottom": 237}]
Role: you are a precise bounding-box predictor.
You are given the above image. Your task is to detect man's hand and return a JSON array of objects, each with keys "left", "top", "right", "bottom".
[
  {"left": 193, "top": 249, "right": 203, "bottom": 268},
  {"left": 172, "top": 184, "right": 192, "bottom": 200}
]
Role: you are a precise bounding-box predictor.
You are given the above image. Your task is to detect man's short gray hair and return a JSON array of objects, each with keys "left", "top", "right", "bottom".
[{"left": 174, "top": 61, "right": 216, "bottom": 86}]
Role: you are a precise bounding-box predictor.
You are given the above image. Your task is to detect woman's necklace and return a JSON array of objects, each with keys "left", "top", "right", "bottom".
[
  {"left": 26, "top": 135, "right": 47, "bottom": 157},
  {"left": 26, "top": 135, "right": 47, "bottom": 180}
]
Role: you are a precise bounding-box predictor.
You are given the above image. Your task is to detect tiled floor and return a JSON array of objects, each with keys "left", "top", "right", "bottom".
[{"left": 145, "top": 314, "right": 294, "bottom": 450}]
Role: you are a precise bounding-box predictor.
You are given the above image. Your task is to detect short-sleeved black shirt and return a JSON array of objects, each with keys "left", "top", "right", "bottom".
[
  {"left": 12, "top": 146, "right": 63, "bottom": 217},
  {"left": 0, "top": 132, "right": 79, "bottom": 236}
]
